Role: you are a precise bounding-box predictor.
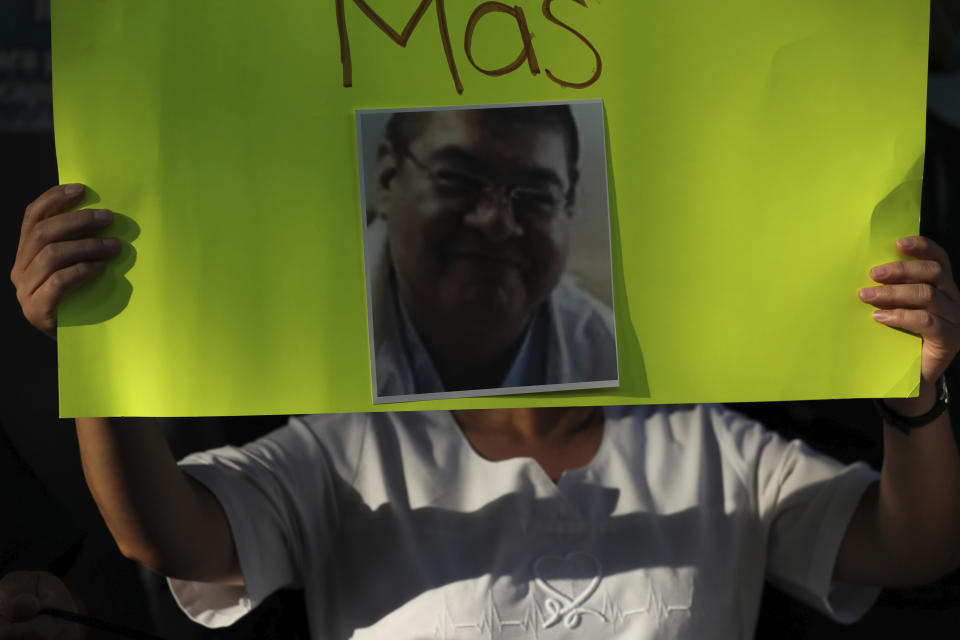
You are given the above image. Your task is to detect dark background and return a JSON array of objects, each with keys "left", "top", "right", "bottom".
[{"left": 2, "top": 1, "right": 958, "bottom": 638}]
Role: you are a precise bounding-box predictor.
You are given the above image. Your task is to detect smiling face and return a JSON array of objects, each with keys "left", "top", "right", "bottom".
[{"left": 378, "top": 109, "right": 574, "bottom": 340}]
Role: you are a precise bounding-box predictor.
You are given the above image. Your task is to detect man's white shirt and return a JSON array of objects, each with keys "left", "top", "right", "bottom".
[
  {"left": 168, "top": 404, "right": 880, "bottom": 639},
  {"left": 364, "top": 220, "right": 620, "bottom": 400}
]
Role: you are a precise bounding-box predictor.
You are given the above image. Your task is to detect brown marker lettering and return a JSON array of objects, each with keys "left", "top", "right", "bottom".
[
  {"left": 435, "top": 0, "right": 465, "bottom": 95},
  {"left": 336, "top": 0, "right": 352, "bottom": 87},
  {"left": 464, "top": 2, "right": 541, "bottom": 77},
  {"left": 542, "top": 0, "right": 602, "bottom": 89},
  {"left": 336, "top": 0, "right": 463, "bottom": 95},
  {"left": 352, "top": 0, "right": 433, "bottom": 45}
]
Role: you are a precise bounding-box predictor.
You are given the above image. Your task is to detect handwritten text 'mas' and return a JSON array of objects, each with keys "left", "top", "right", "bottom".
[{"left": 335, "top": 0, "right": 602, "bottom": 95}]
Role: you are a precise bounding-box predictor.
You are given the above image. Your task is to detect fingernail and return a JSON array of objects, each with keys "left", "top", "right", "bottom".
[
  {"left": 91, "top": 260, "right": 106, "bottom": 270},
  {"left": 859, "top": 288, "right": 878, "bottom": 301},
  {"left": 103, "top": 238, "right": 122, "bottom": 250},
  {"left": 94, "top": 209, "right": 113, "bottom": 223},
  {"left": 898, "top": 237, "right": 916, "bottom": 249},
  {"left": 63, "top": 183, "right": 84, "bottom": 197},
  {"left": 873, "top": 310, "right": 891, "bottom": 321},
  {"left": 870, "top": 266, "right": 888, "bottom": 279}
]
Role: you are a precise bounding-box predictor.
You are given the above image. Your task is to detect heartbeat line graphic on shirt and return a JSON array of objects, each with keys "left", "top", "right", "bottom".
[
  {"left": 597, "top": 586, "right": 692, "bottom": 630},
  {"left": 436, "top": 553, "right": 692, "bottom": 637},
  {"left": 436, "top": 591, "right": 539, "bottom": 637}
]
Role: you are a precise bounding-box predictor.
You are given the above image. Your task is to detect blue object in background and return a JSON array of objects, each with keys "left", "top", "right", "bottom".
[{"left": 0, "top": 0, "right": 52, "bottom": 131}]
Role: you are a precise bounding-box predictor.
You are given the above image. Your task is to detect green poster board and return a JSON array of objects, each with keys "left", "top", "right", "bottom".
[{"left": 52, "top": 0, "right": 929, "bottom": 417}]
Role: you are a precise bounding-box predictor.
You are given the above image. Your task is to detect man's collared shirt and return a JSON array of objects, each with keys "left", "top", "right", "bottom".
[
  {"left": 364, "top": 220, "right": 619, "bottom": 400},
  {"left": 393, "top": 273, "right": 549, "bottom": 394}
]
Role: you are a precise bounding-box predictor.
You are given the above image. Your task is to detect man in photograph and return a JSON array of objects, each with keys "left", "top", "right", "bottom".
[{"left": 364, "top": 104, "right": 619, "bottom": 399}]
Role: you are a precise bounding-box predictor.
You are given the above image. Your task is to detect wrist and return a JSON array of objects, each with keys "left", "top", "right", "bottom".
[
  {"left": 876, "top": 376, "right": 950, "bottom": 434},
  {"left": 883, "top": 380, "right": 939, "bottom": 417}
]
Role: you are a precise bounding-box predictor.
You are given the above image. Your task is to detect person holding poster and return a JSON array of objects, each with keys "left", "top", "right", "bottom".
[{"left": 5, "top": 183, "right": 960, "bottom": 639}]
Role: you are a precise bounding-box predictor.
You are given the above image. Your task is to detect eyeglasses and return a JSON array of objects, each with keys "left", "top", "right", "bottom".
[{"left": 400, "top": 149, "right": 569, "bottom": 225}]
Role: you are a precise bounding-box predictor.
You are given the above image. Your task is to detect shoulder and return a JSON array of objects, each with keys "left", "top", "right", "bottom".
[
  {"left": 317, "top": 411, "right": 466, "bottom": 508},
  {"left": 280, "top": 413, "right": 374, "bottom": 483},
  {"left": 603, "top": 404, "right": 771, "bottom": 481},
  {"left": 189, "top": 412, "right": 455, "bottom": 501},
  {"left": 299, "top": 411, "right": 464, "bottom": 470},
  {"left": 612, "top": 404, "right": 872, "bottom": 503},
  {"left": 604, "top": 403, "right": 751, "bottom": 439},
  {"left": 178, "top": 413, "right": 376, "bottom": 488}
]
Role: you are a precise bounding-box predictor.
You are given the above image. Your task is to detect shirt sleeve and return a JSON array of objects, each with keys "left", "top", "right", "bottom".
[
  {"left": 712, "top": 405, "right": 882, "bottom": 623},
  {"left": 166, "top": 416, "right": 340, "bottom": 628}
]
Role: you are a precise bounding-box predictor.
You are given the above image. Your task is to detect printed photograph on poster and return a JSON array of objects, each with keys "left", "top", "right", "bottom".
[{"left": 356, "top": 100, "right": 619, "bottom": 403}]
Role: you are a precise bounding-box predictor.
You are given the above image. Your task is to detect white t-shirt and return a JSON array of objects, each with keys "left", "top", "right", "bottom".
[{"left": 168, "top": 405, "right": 880, "bottom": 639}]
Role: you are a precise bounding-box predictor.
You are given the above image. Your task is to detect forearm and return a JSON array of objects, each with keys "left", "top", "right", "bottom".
[
  {"left": 876, "top": 384, "right": 960, "bottom": 577},
  {"left": 837, "top": 382, "right": 960, "bottom": 586},
  {"left": 75, "top": 417, "right": 240, "bottom": 584}
]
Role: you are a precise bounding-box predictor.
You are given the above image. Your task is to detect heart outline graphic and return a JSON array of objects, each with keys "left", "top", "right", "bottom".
[{"left": 533, "top": 551, "right": 608, "bottom": 629}]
